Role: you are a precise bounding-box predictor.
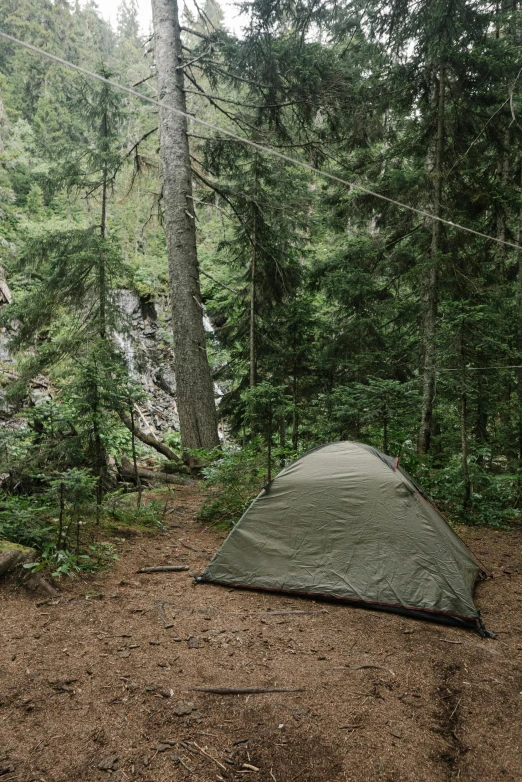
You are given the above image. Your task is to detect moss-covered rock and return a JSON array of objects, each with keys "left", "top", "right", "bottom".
[{"left": 0, "top": 540, "right": 36, "bottom": 555}]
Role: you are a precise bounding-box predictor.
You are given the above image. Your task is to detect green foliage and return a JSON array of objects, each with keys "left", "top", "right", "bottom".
[
  {"left": 0, "top": 495, "right": 54, "bottom": 549},
  {"left": 23, "top": 540, "right": 119, "bottom": 577},
  {"left": 3, "top": 0, "right": 522, "bottom": 532},
  {"left": 416, "top": 455, "right": 522, "bottom": 529},
  {"left": 102, "top": 490, "right": 166, "bottom": 530},
  {"left": 0, "top": 480, "right": 164, "bottom": 577},
  {"left": 198, "top": 444, "right": 267, "bottom": 526}
]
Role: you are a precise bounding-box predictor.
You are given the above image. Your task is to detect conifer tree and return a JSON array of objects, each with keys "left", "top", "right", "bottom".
[{"left": 151, "top": 0, "right": 219, "bottom": 451}]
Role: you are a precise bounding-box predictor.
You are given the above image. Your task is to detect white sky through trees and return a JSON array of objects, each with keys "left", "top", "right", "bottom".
[{"left": 96, "top": 0, "right": 245, "bottom": 35}]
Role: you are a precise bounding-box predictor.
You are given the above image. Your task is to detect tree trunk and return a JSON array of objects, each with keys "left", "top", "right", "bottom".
[
  {"left": 517, "top": 158, "right": 522, "bottom": 464},
  {"left": 130, "top": 408, "right": 142, "bottom": 507},
  {"left": 250, "top": 160, "right": 258, "bottom": 388},
  {"left": 496, "top": 131, "right": 510, "bottom": 278},
  {"left": 0, "top": 264, "right": 12, "bottom": 305},
  {"left": 458, "top": 322, "right": 472, "bottom": 508},
  {"left": 461, "top": 389, "right": 471, "bottom": 508},
  {"left": 418, "top": 68, "right": 445, "bottom": 455},
  {"left": 475, "top": 370, "right": 488, "bottom": 464},
  {"left": 119, "top": 456, "right": 190, "bottom": 485},
  {"left": 152, "top": 0, "right": 219, "bottom": 450},
  {"left": 250, "top": 234, "right": 257, "bottom": 388}
]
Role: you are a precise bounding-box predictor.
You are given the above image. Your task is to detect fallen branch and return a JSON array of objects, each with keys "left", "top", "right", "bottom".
[
  {"left": 156, "top": 600, "right": 174, "bottom": 628},
  {"left": 138, "top": 566, "right": 190, "bottom": 573},
  {"left": 0, "top": 264, "right": 12, "bottom": 303},
  {"left": 119, "top": 460, "right": 190, "bottom": 486},
  {"left": 118, "top": 411, "right": 183, "bottom": 464},
  {"left": 187, "top": 686, "right": 306, "bottom": 695},
  {"left": 190, "top": 742, "right": 227, "bottom": 771},
  {"left": 262, "top": 610, "right": 328, "bottom": 616},
  {"left": 438, "top": 639, "right": 463, "bottom": 645}
]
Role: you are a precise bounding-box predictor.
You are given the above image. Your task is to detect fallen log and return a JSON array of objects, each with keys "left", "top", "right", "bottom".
[
  {"left": 187, "top": 686, "right": 306, "bottom": 695},
  {"left": 118, "top": 411, "right": 183, "bottom": 464},
  {"left": 138, "top": 565, "right": 189, "bottom": 573},
  {"left": 118, "top": 461, "right": 190, "bottom": 486},
  {"left": 0, "top": 264, "right": 12, "bottom": 304}
]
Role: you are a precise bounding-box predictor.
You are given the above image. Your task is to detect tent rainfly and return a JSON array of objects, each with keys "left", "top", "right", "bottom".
[{"left": 198, "top": 441, "right": 493, "bottom": 635}]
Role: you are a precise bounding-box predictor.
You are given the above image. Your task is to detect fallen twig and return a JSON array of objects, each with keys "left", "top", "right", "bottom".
[
  {"left": 191, "top": 741, "right": 227, "bottom": 771},
  {"left": 439, "top": 639, "right": 463, "bottom": 645},
  {"left": 261, "top": 610, "right": 328, "bottom": 616},
  {"left": 177, "top": 756, "right": 196, "bottom": 774},
  {"left": 187, "top": 686, "right": 306, "bottom": 695},
  {"left": 178, "top": 541, "right": 200, "bottom": 552},
  {"left": 137, "top": 566, "right": 189, "bottom": 573},
  {"left": 156, "top": 601, "right": 174, "bottom": 629},
  {"left": 448, "top": 698, "right": 461, "bottom": 721}
]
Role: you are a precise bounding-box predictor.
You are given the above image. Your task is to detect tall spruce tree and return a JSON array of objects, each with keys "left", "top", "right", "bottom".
[{"left": 151, "top": 0, "right": 219, "bottom": 451}]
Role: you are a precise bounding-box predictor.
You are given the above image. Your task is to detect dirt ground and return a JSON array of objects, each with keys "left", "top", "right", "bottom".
[{"left": 1, "top": 483, "right": 521, "bottom": 782}]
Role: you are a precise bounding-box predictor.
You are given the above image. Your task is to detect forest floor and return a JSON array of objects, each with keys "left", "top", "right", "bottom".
[{"left": 1, "top": 483, "right": 522, "bottom": 782}]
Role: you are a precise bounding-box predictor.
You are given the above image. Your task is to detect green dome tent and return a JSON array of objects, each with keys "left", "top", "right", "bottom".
[{"left": 199, "top": 442, "right": 491, "bottom": 635}]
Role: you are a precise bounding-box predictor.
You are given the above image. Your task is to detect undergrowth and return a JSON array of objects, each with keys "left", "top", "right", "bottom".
[
  {"left": 197, "top": 444, "right": 268, "bottom": 526},
  {"left": 0, "top": 481, "right": 166, "bottom": 577},
  {"left": 196, "top": 439, "right": 522, "bottom": 531}
]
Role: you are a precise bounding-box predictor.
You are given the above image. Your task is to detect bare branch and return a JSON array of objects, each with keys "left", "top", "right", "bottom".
[
  {"left": 125, "top": 126, "right": 159, "bottom": 159},
  {"left": 199, "top": 267, "right": 240, "bottom": 294},
  {"left": 180, "top": 25, "right": 209, "bottom": 40},
  {"left": 184, "top": 88, "right": 298, "bottom": 109},
  {"left": 133, "top": 73, "right": 155, "bottom": 88},
  {"left": 177, "top": 49, "right": 211, "bottom": 70}
]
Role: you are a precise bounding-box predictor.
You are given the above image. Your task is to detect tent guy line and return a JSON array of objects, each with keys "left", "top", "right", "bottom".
[{"left": 1, "top": 29, "right": 521, "bottom": 253}]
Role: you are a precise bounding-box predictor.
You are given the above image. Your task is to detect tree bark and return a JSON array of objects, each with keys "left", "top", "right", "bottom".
[
  {"left": 0, "top": 264, "right": 12, "bottom": 305},
  {"left": 517, "top": 158, "right": 522, "bottom": 463},
  {"left": 418, "top": 68, "right": 445, "bottom": 455},
  {"left": 461, "top": 388, "right": 471, "bottom": 508},
  {"left": 249, "top": 227, "right": 257, "bottom": 388},
  {"left": 152, "top": 0, "right": 219, "bottom": 450},
  {"left": 250, "top": 160, "right": 258, "bottom": 388}
]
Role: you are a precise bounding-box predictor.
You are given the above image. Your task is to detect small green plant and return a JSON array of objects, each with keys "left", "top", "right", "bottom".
[
  {"left": 103, "top": 489, "right": 166, "bottom": 529},
  {"left": 198, "top": 443, "right": 267, "bottom": 526},
  {"left": 23, "top": 540, "right": 119, "bottom": 577},
  {"left": 242, "top": 382, "right": 288, "bottom": 483},
  {"left": 0, "top": 494, "right": 55, "bottom": 549}
]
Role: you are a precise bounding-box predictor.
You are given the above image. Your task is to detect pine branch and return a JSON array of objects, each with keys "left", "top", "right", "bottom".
[
  {"left": 178, "top": 50, "right": 211, "bottom": 70},
  {"left": 126, "top": 127, "right": 159, "bottom": 159},
  {"left": 199, "top": 268, "right": 240, "bottom": 295},
  {"left": 132, "top": 74, "right": 155, "bottom": 88},
  {"left": 184, "top": 88, "right": 298, "bottom": 110},
  {"left": 184, "top": 68, "right": 251, "bottom": 132}
]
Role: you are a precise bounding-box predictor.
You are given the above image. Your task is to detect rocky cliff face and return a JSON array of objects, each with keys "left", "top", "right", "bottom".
[
  {"left": 0, "top": 288, "right": 180, "bottom": 434},
  {"left": 113, "top": 289, "right": 179, "bottom": 434}
]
